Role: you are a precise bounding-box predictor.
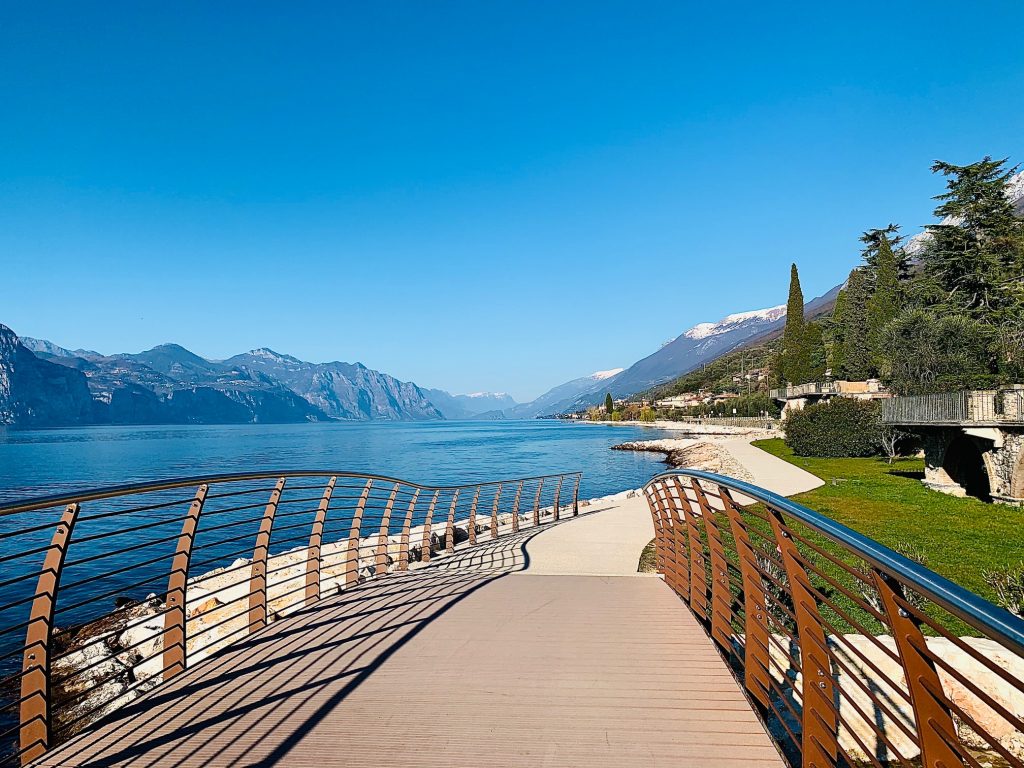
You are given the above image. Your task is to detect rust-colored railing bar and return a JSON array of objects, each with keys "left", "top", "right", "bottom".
[
  {"left": 653, "top": 482, "right": 686, "bottom": 595},
  {"left": 572, "top": 474, "right": 580, "bottom": 516},
  {"left": 689, "top": 480, "right": 733, "bottom": 653},
  {"left": 670, "top": 477, "right": 709, "bottom": 621},
  {"left": 511, "top": 480, "right": 522, "bottom": 533},
  {"left": 375, "top": 483, "right": 400, "bottom": 575},
  {"left": 397, "top": 489, "right": 418, "bottom": 571},
  {"left": 162, "top": 484, "right": 208, "bottom": 680},
  {"left": 662, "top": 480, "right": 691, "bottom": 596},
  {"left": 444, "top": 489, "right": 460, "bottom": 553},
  {"left": 467, "top": 487, "right": 480, "bottom": 546},
  {"left": 552, "top": 476, "right": 563, "bottom": 522},
  {"left": 489, "top": 484, "right": 502, "bottom": 540},
  {"left": 532, "top": 478, "right": 544, "bottom": 526},
  {"left": 643, "top": 485, "right": 669, "bottom": 585},
  {"left": 873, "top": 572, "right": 968, "bottom": 768},
  {"left": 719, "top": 487, "right": 771, "bottom": 709},
  {"left": 19, "top": 503, "right": 80, "bottom": 766},
  {"left": 343, "top": 480, "right": 372, "bottom": 587},
  {"left": 767, "top": 510, "right": 839, "bottom": 768},
  {"left": 248, "top": 477, "right": 286, "bottom": 633},
  {"left": 421, "top": 490, "right": 439, "bottom": 563},
  {"left": 303, "top": 475, "right": 335, "bottom": 606}
]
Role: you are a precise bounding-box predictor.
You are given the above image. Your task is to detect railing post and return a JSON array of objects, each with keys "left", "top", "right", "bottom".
[
  {"left": 572, "top": 474, "right": 580, "bottom": 515},
  {"left": 344, "top": 480, "right": 372, "bottom": 587},
  {"left": 511, "top": 480, "right": 523, "bottom": 533},
  {"left": 690, "top": 480, "right": 733, "bottom": 652},
  {"left": 490, "top": 484, "right": 502, "bottom": 540},
  {"left": 19, "top": 503, "right": 80, "bottom": 766},
  {"left": 647, "top": 482, "right": 680, "bottom": 593},
  {"left": 672, "top": 477, "right": 709, "bottom": 621},
  {"left": 421, "top": 490, "right": 438, "bottom": 563},
  {"left": 872, "top": 571, "right": 963, "bottom": 768},
  {"left": 445, "top": 489, "right": 460, "bottom": 553},
  {"left": 375, "top": 483, "right": 400, "bottom": 575},
  {"left": 661, "top": 480, "right": 690, "bottom": 597},
  {"left": 164, "top": 485, "right": 208, "bottom": 680},
  {"left": 720, "top": 487, "right": 771, "bottom": 709},
  {"left": 397, "top": 489, "right": 419, "bottom": 571},
  {"left": 249, "top": 477, "right": 285, "bottom": 633},
  {"left": 552, "top": 476, "right": 563, "bottom": 522},
  {"left": 532, "top": 478, "right": 544, "bottom": 527},
  {"left": 304, "top": 476, "right": 336, "bottom": 605},
  {"left": 468, "top": 487, "right": 480, "bottom": 545},
  {"left": 768, "top": 511, "right": 839, "bottom": 768}
]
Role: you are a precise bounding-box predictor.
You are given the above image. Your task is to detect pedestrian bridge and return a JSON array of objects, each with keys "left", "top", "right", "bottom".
[{"left": 1, "top": 469, "right": 1023, "bottom": 767}]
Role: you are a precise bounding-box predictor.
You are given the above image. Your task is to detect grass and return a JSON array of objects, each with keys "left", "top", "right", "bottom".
[
  {"left": 752, "top": 438, "right": 1024, "bottom": 604},
  {"left": 637, "top": 539, "right": 657, "bottom": 573}
]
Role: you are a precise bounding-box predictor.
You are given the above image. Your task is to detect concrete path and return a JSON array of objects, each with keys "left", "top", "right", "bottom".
[
  {"left": 520, "top": 495, "right": 655, "bottom": 576},
  {"left": 721, "top": 438, "right": 824, "bottom": 496}
]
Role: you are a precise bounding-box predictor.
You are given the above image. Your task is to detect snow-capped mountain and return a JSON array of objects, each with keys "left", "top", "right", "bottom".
[
  {"left": 423, "top": 389, "right": 518, "bottom": 419},
  {"left": 509, "top": 368, "right": 625, "bottom": 418},
  {"left": 683, "top": 306, "right": 786, "bottom": 341}
]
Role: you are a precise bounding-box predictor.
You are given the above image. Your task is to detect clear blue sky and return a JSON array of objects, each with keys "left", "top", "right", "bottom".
[{"left": 2, "top": 2, "right": 1022, "bottom": 401}]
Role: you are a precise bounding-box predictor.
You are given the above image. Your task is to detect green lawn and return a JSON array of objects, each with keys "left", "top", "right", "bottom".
[{"left": 752, "top": 438, "right": 1023, "bottom": 603}]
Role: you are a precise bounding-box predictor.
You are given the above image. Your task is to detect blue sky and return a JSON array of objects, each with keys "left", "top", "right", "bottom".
[{"left": 2, "top": 2, "right": 1023, "bottom": 401}]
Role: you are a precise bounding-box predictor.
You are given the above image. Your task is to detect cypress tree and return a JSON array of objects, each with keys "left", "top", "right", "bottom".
[
  {"left": 842, "top": 268, "right": 873, "bottom": 379},
  {"left": 829, "top": 288, "right": 848, "bottom": 378},
  {"left": 866, "top": 234, "right": 901, "bottom": 371},
  {"left": 604, "top": 392, "right": 614, "bottom": 415},
  {"left": 781, "top": 264, "right": 809, "bottom": 384},
  {"left": 804, "top": 321, "right": 827, "bottom": 381}
]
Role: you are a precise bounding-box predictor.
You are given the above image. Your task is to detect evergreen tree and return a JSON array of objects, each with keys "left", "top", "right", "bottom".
[
  {"left": 923, "top": 156, "right": 1024, "bottom": 318},
  {"left": 604, "top": 392, "right": 614, "bottom": 415},
  {"left": 804, "top": 321, "right": 827, "bottom": 381},
  {"left": 829, "top": 288, "right": 848, "bottom": 378},
  {"left": 841, "top": 268, "right": 874, "bottom": 380},
  {"left": 866, "top": 234, "right": 901, "bottom": 371},
  {"left": 860, "top": 224, "right": 910, "bottom": 278},
  {"left": 781, "top": 264, "right": 810, "bottom": 383}
]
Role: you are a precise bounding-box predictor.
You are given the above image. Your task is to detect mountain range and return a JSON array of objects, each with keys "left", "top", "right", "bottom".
[
  {"left": 2, "top": 331, "right": 443, "bottom": 427},
  {"left": 8, "top": 171, "right": 1021, "bottom": 427}
]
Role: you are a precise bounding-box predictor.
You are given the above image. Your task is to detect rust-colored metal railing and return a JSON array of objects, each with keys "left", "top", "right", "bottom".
[
  {"left": 643, "top": 469, "right": 1024, "bottom": 768},
  {"left": 0, "top": 469, "right": 582, "bottom": 766}
]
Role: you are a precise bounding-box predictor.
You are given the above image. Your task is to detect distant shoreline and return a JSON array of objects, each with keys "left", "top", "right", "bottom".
[{"left": 573, "top": 419, "right": 778, "bottom": 437}]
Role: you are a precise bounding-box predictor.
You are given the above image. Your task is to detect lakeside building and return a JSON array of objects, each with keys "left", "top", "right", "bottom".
[{"left": 770, "top": 379, "right": 891, "bottom": 415}]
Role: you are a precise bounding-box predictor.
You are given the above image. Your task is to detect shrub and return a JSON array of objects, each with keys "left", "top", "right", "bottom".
[
  {"left": 984, "top": 563, "right": 1024, "bottom": 618},
  {"left": 783, "top": 397, "right": 882, "bottom": 457}
]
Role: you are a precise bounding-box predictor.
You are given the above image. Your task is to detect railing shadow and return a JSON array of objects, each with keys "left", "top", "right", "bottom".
[{"left": 32, "top": 517, "right": 576, "bottom": 767}]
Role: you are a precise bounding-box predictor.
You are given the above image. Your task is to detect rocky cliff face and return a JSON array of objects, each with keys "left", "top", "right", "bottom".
[
  {"left": 0, "top": 324, "right": 94, "bottom": 427},
  {"left": 6, "top": 329, "right": 443, "bottom": 427},
  {"left": 225, "top": 349, "right": 442, "bottom": 420}
]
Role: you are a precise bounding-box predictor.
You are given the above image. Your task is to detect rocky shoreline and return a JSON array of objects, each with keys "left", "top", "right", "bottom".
[{"left": 611, "top": 438, "right": 754, "bottom": 482}]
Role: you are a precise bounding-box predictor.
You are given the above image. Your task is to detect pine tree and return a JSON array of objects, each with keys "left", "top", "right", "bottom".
[
  {"left": 860, "top": 224, "right": 910, "bottom": 278},
  {"left": 604, "top": 392, "right": 614, "bottom": 415},
  {"left": 781, "top": 264, "right": 809, "bottom": 384},
  {"left": 842, "top": 268, "right": 874, "bottom": 380},
  {"left": 924, "top": 156, "right": 1024, "bottom": 318},
  {"left": 866, "top": 234, "right": 901, "bottom": 371}
]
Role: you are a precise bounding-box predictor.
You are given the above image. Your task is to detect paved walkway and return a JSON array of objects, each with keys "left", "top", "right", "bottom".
[
  {"left": 40, "top": 504, "right": 784, "bottom": 768},
  {"left": 721, "top": 438, "right": 824, "bottom": 496}
]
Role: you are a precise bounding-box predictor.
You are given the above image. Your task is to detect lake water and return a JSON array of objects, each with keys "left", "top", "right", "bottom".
[
  {"left": 0, "top": 419, "right": 674, "bottom": 503},
  {"left": 0, "top": 420, "right": 675, "bottom": 753}
]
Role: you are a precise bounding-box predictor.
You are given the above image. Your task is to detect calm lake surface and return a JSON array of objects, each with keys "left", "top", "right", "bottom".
[
  {"left": 0, "top": 419, "right": 676, "bottom": 749},
  {"left": 0, "top": 419, "right": 673, "bottom": 503}
]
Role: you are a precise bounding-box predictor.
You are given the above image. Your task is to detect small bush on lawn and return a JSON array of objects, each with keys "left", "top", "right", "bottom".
[{"left": 784, "top": 398, "right": 882, "bottom": 457}]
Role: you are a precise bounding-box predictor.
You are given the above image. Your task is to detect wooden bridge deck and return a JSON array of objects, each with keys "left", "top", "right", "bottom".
[{"left": 37, "top": 504, "right": 784, "bottom": 768}]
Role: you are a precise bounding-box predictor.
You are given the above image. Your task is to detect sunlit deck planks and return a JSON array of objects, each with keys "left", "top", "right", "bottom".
[{"left": 36, "top": 512, "right": 783, "bottom": 768}]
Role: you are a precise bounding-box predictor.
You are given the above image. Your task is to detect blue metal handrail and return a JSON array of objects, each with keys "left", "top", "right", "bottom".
[{"left": 645, "top": 467, "right": 1024, "bottom": 658}]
